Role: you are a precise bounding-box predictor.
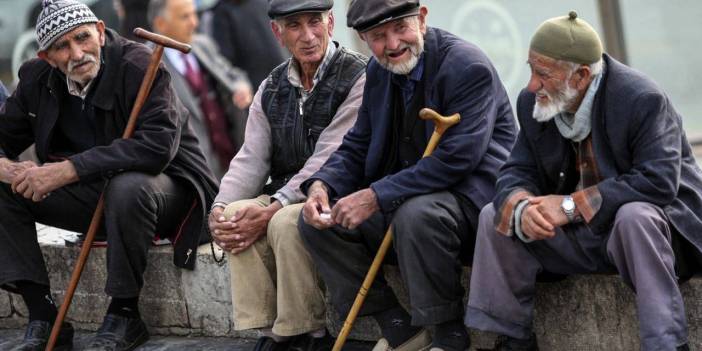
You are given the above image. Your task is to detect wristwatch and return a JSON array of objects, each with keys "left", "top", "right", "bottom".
[{"left": 561, "top": 196, "right": 576, "bottom": 222}]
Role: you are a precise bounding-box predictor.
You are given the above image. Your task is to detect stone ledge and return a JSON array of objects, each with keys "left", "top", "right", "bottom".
[{"left": 0, "top": 236, "right": 700, "bottom": 350}]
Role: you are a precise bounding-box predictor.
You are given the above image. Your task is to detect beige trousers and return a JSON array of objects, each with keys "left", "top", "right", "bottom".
[{"left": 225, "top": 195, "right": 326, "bottom": 336}]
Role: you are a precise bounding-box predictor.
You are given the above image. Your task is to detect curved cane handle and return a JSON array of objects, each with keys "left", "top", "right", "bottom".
[
  {"left": 133, "top": 27, "right": 192, "bottom": 54},
  {"left": 418, "top": 108, "right": 461, "bottom": 157}
]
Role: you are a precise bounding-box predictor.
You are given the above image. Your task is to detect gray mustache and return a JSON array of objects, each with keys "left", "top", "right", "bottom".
[{"left": 68, "top": 54, "right": 97, "bottom": 72}]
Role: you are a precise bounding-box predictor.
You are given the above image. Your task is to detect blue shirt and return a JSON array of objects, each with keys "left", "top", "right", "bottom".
[{"left": 390, "top": 54, "right": 425, "bottom": 112}]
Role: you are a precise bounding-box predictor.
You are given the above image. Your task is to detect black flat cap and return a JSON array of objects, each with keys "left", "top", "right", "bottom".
[
  {"left": 268, "top": 0, "right": 333, "bottom": 19},
  {"left": 347, "top": 0, "right": 420, "bottom": 32}
]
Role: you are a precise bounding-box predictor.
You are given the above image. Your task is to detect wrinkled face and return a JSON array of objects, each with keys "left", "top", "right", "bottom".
[
  {"left": 526, "top": 50, "right": 580, "bottom": 122},
  {"left": 361, "top": 8, "right": 427, "bottom": 75},
  {"left": 39, "top": 22, "right": 106, "bottom": 86},
  {"left": 154, "top": 0, "right": 199, "bottom": 44},
  {"left": 273, "top": 12, "right": 334, "bottom": 66}
]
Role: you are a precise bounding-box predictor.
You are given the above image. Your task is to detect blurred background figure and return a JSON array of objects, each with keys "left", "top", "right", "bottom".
[
  {"left": 113, "top": 0, "right": 150, "bottom": 42},
  {"left": 0, "top": 80, "right": 8, "bottom": 106},
  {"left": 150, "top": 0, "right": 254, "bottom": 177},
  {"left": 210, "top": 0, "right": 287, "bottom": 88}
]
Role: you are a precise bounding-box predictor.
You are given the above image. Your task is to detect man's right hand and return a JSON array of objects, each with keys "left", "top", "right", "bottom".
[
  {"left": 302, "top": 180, "right": 334, "bottom": 230},
  {"left": 0, "top": 158, "right": 38, "bottom": 184},
  {"left": 520, "top": 202, "right": 556, "bottom": 241}
]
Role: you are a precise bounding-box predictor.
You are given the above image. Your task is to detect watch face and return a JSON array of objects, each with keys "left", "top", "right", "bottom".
[{"left": 562, "top": 198, "right": 575, "bottom": 211}]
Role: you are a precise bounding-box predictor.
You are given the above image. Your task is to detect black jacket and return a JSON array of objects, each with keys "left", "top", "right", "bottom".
[{"left": 0, "top": 29, "right": 218, "bottom": 269}]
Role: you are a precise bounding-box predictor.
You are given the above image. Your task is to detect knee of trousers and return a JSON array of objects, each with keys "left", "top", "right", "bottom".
[
  {"left": 267, "top": 204, "right": 305, "bottom": 252},
  {"left": 392, "top": 195, "right": 451, "bottom": 245},
  {"left": 611, "top": 202, "right": 670, "bottom": 244},
  {"left": 104, "top": 172, "right": 160, "bottom": 216}
]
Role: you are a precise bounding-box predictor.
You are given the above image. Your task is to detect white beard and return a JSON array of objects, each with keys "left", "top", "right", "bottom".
[
  {"left": 376, "top": 34, "right": 424, "bottom": 75},
  {"left": 532, "top": 83, "right": 579, "bottom": 122}
]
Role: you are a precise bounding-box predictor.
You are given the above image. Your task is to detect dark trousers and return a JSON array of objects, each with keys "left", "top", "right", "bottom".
[
  {"left": 0, "top": 172, "right": 193, "bottom": 298},
  {"left": 299, "top": 191, "right": 477, "bottom": 326}
]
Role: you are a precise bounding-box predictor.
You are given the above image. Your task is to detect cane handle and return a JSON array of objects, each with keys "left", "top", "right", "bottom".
[
  {"left": 419, "top": 108, "right": 461, "bottom": 134},
  {"left": 133, "top": 28, "right": 191, "bottom": 54}
]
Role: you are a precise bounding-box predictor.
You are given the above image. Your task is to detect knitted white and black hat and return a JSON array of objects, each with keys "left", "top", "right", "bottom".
[{"left": 36, "top": 0, "right": 98, "bottom": 50}]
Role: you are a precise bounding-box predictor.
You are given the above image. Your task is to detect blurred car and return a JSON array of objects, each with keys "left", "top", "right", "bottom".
[{"left": 0, "top": 0, "right": 117, "bottom": 84}]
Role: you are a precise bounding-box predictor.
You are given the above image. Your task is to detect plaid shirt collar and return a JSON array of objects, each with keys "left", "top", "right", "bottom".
[{"left": 287, "top": 40, "right": 337, "bottom": 96}]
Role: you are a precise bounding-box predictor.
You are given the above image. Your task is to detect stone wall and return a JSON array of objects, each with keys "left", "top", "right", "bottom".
[{"left": 1, "top": 242, "right": 700, "bottom": 350}]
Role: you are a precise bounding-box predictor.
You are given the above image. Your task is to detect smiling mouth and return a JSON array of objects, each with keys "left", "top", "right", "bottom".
[{"left": 388, "top": 48, "right": 409, "bottom": 59}]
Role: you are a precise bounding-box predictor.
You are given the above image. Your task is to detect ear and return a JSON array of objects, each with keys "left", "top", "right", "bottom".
[
  {"left": 417, "top": 6, "right": 428, "bottom": 34},
  {"left": 327, "top": 12, "right": 335, "bottom": 37},
  {"left": 572, "top": 65, "right": 593, "bottom": 90},
  {"left": 270, "top": 20, "right": 284, "bottom": 46},
  {"left": 96, "top": 20, "right": 106, "bottom": 46}
]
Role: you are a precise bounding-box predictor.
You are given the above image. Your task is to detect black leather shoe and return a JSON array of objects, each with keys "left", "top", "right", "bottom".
[
  {"left": 84, "top": 314, "right": 149, "bottom": 351},
  {"left": 252, "top": 336, "right": 292, "bottom": 351},
  {"left": 289, "top": 332, "right": 334, "bottom": 351},
  {"left": 480, "top": 333, "right": 538, "bottom": 351},
  {"left": 10, "top": 320, "right": 74, "bottom": 351}
]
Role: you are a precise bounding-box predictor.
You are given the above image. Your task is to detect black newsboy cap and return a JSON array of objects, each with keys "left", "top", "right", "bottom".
[
  {"left": 347, "top": 0, "right": 420, "bottom": 32},
  {"left": 268, "top": 0, "right": 333, "bottom": 19}
]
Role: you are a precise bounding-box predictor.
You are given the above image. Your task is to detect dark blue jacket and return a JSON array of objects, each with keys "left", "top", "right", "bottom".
[
  {"left": 496, "top": 54, "right": 702, "bottom": 254},
  {"left": 306, "top": 27, "right": 516, "bottom": 212}
]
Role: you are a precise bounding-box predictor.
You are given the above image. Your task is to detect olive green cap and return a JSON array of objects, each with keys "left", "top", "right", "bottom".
[{"left": 529, "top": 11, "right": 603, "bottom": 64}]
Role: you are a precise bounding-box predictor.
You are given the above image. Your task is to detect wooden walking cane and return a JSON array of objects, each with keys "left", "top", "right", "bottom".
[
  {"left": 332, "top": 108, "right": 461, "bottom": 351},
  {"left": 45, "top": 28, "right": 191, "bottom": 351}
]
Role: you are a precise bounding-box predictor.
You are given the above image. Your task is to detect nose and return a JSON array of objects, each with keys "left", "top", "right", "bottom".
[
  {"left": 385, "top": 33, "right": 401, "bottom": 51},
  {"left": 68, "top": 41, "right": 84, "bottom": 60},
  {"left": 300, "top": 24, "right": 316, "bottom": 42},
  {"left": 527, "top": 73, "right": 542, "bottom": 93}
]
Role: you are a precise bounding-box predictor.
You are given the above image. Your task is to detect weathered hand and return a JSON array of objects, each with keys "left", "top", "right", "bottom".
[
  {"left": 529, "top": 195, "right": 569, "bottom": 228},
  {"left": 302, "top": 181, "right": 334, "bottom": 229},
  {"left": 209, "top": 206, "right": 238, "bottom": 251},
  {"left": 11, "top": 161, "right": 77, "bottom": 202},
  {"left": 331, "top": 188, "right": 379, "bottom": 230},
  {"left": 520, "top": 203, "right": 556, "bottom": 241},
  {"left": 0, "top": 159, "right": 38, "bottom": 184},
  {"left": 228, "top": 203, "right": 281, "bottom": 254},
  {"left": 231, "top": 84, "right": 253, "bottom": 110}
]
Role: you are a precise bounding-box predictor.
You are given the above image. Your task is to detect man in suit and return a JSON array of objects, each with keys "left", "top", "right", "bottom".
[
  {"left": 464, "top": 12, "right": 702, "bottom": 351},
  {"left": 298, "top": 1, "right": 516, "bottom": 350},
  {"left": 149, "top": 0, "right": 253, "bottom": 177}
]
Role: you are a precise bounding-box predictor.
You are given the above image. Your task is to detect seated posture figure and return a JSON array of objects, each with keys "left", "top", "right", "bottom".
[
  {"left": 298, "top": 1, "right": 516, "bottom": 350},
  {"left": 0, "top": 1, "right": 218, "bottom": 350},
  {"left": 208, "top": 0, "right": 366, "bottom": 349},
  {"left": 465, "top": 12, "right": 702, "bottom": 351}
]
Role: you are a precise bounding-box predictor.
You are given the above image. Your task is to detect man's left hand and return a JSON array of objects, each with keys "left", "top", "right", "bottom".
[
  {"left": 11, "top": 160, "right": 78, "bottom": 202},
  {"left": 331, "top": 188, "right": 379, "bottom": 230},
  {"left": 528, "top": 195, "right": 569, "bottom": 228},
  {"left": 228, "top": 202, "right": 282, "bottom": 254}
]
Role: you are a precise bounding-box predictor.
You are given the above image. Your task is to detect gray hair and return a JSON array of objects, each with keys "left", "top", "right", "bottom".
[
  {"left": 561, "top": 59, "right": 603, "bottom": 77},
  {"left": 273, "top": 10, "right": 331, "bottom": 32},
  {"left": 147, "top": 0, "right": 170, "bottom": 25}
]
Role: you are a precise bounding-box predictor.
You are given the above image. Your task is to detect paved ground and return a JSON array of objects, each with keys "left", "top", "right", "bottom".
[{"left": 0, "top": 329, "right": 374, "bottom": 351}]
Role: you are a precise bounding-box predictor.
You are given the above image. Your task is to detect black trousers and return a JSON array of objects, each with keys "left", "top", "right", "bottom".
[
  {"left": 298, "top": 191, "right": 477, "bottom": 326},
  {"left": 0, "top": 172, "right": 193, "bottom": 298}
]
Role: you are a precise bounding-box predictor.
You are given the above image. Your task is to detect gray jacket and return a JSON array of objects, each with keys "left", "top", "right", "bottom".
[{"left": 162, "top": 34, "right": 251, "bottom": 177}]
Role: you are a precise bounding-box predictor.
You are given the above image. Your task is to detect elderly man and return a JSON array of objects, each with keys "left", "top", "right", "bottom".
[
  {"left": 298, "top": 1, "right": 516, "bottom": 350},
  {"left": 207, "top": 0, "right": 366, "bottom": 349},
  {"left": 464, "top": 12, "right": 702, "bottom": 351},
  {"left": 149, "top": 0, "right": 253, "bottom": 177},
  {"left": 0, "top": 0, "right": 218, "bottom": 350}
]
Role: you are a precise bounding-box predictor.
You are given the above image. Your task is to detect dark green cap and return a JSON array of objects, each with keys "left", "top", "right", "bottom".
[{"left": 529, "top": 11, "right": 603, "bottom": 64}]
